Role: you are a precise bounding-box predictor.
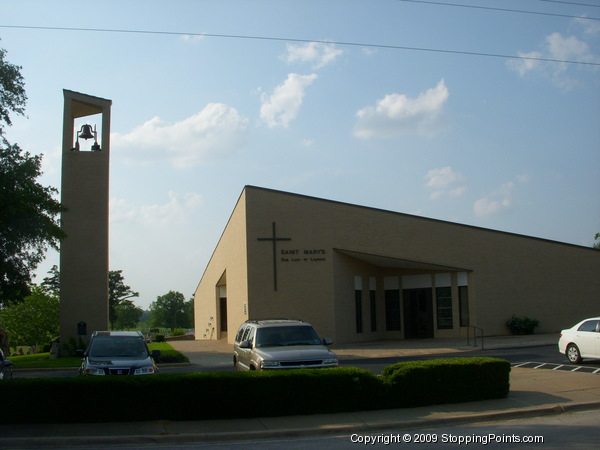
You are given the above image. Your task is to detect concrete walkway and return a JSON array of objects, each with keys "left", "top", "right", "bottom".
[{"left": 3, "top": 334, "right": 600, "bottom": 448}]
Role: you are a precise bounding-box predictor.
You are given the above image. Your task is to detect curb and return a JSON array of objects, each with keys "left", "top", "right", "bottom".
[{"left": 3, "top": 401, "right": 600, "bottom": 448}]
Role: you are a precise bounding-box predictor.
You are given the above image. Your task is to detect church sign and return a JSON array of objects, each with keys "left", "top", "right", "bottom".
[
  {"left": 257, "top": 222, "right": 326, "bottom": 291},
  {"left": 280, "top": 248, "right": 327, "bottom": 263}
]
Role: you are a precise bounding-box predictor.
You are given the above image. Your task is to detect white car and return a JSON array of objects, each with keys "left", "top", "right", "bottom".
[{"left": 558, "top": 317, "right": 600, "bottom": 364}]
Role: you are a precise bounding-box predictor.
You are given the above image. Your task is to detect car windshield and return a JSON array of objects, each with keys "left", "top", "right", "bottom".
[
  {"left": 88, "top": 336, "right": 149, "bottom": 359},
  {"left": 255, "top": 325, "right": 322, "bottom": 348}
]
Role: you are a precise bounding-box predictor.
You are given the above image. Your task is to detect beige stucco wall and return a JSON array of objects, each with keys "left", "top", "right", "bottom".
[
  {"left": 194, "top": 191, "right": 249, "bottom": 341},
  {"left": 196, "top": 186, "right": 600, "bottom": 344},
  {"left": 243, "top": 190, "right": 337, "bottom": 341}
]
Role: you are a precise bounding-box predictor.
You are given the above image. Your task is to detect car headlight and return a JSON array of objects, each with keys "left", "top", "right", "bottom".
[
  {"left": 134, "top": 366, "right": 156, "bottom": 375},
  {"left": 260, "top": 360, "right": 281, "bottom": 369},
  {"left": 84, "top": 367, "right": 105, "bottom": 376},
  {"left": 323, "top": 358, "right": 338, "bottom": 365}
]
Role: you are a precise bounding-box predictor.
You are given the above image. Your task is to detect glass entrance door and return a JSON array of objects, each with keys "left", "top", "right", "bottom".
[{"left": 403, "top": 288, "right": 434, "bottom": 338}]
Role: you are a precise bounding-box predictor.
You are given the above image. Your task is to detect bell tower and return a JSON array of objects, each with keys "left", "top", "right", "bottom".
[{"left": 59, "top": 90, "right": 112, "bottom": 351}]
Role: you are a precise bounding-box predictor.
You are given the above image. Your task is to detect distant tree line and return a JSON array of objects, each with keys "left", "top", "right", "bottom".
[{"left": 0, "top": 266, "right": 194, "bottom": 354}]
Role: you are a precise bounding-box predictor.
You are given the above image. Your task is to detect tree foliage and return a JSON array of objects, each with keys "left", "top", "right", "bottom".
[
  {"left": 114, "top": 302, "right": 144, "bottom": 330},
  {"left": 0, "top": 46, "right": 65, "bottom": 305},
  {"left": 41, "top": 264, "right": 60, "bottom": 295},
  {"left": 0, "top": 47, "right": 26, "bottom": 135},
  {"left": 108, "top": 270, "right": 139, "bottom": 330},
  {"left": 149, "top": 291, "right": 193, "bottom": 330},
  {"left": 0, "top": 285, "right": 59, "bottom": 351}
]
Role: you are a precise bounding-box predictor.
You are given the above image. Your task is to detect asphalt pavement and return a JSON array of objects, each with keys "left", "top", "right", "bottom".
[{"left": 2, "top": 334, "right": 600, "bottom": 448}]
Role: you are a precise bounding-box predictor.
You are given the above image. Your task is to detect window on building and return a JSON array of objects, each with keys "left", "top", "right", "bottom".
[
  {"left": 385, "top": 289, "right": 401, "bottom": 331},
  {"left": 436, "top": 287, "right": 453, "bottom": 329},
  {"left": 370, "top": 289, "right": 377, "bottom": 332},
  {"left": 355, "top": 289, "right": 363, "bottom": 333},
  {"left": 459, "top": 286, "right": 469, "bottom": 327}
]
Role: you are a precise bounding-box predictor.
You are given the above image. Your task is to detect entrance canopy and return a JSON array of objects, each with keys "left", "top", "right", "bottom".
[{"left": 335, "top": 249, "right": 472, "bottom": 272}]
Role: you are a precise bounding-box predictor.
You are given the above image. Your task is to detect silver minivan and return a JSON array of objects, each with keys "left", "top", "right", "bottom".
[{"left": 233, "top": 319, "right": 338, "bottom": 370}]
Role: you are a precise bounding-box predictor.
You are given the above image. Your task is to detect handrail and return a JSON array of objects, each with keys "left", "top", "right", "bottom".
[{"left": 467, "top": 326, "right": 484, "bottom": 350}]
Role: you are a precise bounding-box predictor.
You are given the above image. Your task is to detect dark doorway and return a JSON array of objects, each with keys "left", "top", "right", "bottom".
[
  {"left": 219, "top": 297, "right": 228, "bottom": 332},
  {"left": 403, "top": 288, "right": 434, "bottom": 338}
]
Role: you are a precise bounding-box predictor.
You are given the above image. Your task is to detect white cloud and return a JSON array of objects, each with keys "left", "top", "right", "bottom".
[
  {"left": 425, "top": 166, "right": 466, "bottom": 200},
  {"left": 283, "top": 42, "right": 343, "bottom": 69},
  {"left": 508, "top": 32, "right": 599, "bottom": 88},
  {"left": 110, "top": 191, "right": 203, "bottom": 228},
  {"left": 508, "top": 51, "right": 543, "bottom": 76},
  {"left": 574, "top": 16, "right": 600, "bottom": 36},
  {"left": 110, "top": 197, "right": 139, "bottom": 223},
  {"left": 354, "top": 79, "right": 449, "bottom": 139},
  {"left": 473, "top": 175, "right": 529, "bottom": 217},
  {"left": 473, "top": 193, "right": 512, "bottom": 217},
  {"left": 260, "top": 73, "right": 318, "bottom": 128},
  {"left": 546, "top": 32, "right": 592, "bottom": 61},
  {"left": 111, "top": 103, "right": 248, "bottom": 169}
]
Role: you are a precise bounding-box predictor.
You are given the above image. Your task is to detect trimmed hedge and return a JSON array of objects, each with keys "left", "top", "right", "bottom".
[
  {"left": 0, "top": 358, "right": 510, "bottom": 424},
  {"left": 381, "top": 357, "right": 511, "bottom": 407}
]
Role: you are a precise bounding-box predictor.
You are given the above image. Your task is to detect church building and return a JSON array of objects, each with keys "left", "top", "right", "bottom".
[{"left": 194, "top": 186, "right": 599, "bottom": 344}]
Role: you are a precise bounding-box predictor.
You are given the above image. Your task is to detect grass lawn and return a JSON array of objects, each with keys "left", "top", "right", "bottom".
[
  {"left": 9, "top": 342, "right": 187, "bottom": 369},
  {"left": 9, "top": 353, "right": 81, "bottom": 369}
]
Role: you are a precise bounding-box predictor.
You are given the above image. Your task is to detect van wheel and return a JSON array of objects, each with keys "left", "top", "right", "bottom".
[
  {"left": 566, "top": 344, "right": 582, "bottom": 364},
  {"left": 249, "top": 365, "right": 256, "bottom": 370},
  {"left": 233, "top": 357, "right": 238, "bottom": 370}
]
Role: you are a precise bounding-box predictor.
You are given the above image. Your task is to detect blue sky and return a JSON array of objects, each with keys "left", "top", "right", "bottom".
[{"left": 2, "top": 0, "right": 599, "bottom": 309}]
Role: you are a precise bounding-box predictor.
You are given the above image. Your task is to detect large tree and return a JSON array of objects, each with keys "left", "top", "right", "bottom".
[
  {"left": 114, "top": 302, "right": 144, "bottom": 330},
  {"left": 0, "top": 47, "right": 65, "bottom": 305},
  {"left": 108, "top": 270, "right": 139, "bottom": 330},
  {"left": 41, "top": 264, "right": 60, "bottom": 295},
  {"left": 0, "top": 285, "right": 59, "bottom": 352},
  {"left": 149, "top": 291, "right": 192, "bottom": 330}
]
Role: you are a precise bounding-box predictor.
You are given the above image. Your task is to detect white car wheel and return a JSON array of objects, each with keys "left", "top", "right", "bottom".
[{"left": 566, "top": 344, "right": 582, "bottom": 364}]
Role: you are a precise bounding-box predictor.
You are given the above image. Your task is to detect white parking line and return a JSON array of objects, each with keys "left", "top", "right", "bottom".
[{"left": 512, "top": 361, "right": 600, "bottom": 374}]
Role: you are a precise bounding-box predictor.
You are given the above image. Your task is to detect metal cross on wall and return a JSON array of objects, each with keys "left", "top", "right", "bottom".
[{"left": 257, "top": 222, "right": 291, "bottom": 291}]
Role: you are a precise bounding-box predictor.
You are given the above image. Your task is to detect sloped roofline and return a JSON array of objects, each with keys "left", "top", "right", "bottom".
[
  {"left": 195, "top": 184, "right": 597, "bottom": 292},
  {"left": 243, "top": 185, "right": 595, "bottom": 251}
]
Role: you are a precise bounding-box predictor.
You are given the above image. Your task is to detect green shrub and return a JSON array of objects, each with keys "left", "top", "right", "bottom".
[
  {"left": 0, "top": 367, "right": 380, "bottom": 423},
  {"left": 154, "top": 334, "right": 165, "bottom": 342},
  {"left": 170, "top": 328, "right": 186, "bottom": 337},
  {"left": 60, "top": 336, "right": 88, "bottom": 356},
  {"left": 381, "top": 357, "right": 510, "bottom": 407},
  {"left": 154, "top": 350, "right": 189, "bottom": 364},
  {"left": 0, "top": 358, "right": 511, "bottom": 424},
  {"left": 505, "top": 315, "right": 540, "bottom": 335}
]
